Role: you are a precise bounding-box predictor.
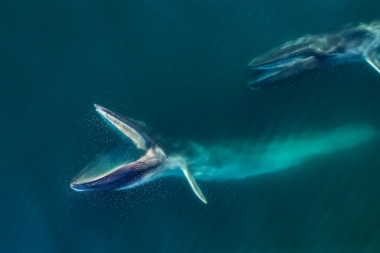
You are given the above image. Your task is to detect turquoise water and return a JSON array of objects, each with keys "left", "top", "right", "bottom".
[{"left": 1, "top": 1, "right": 380, "bottom": 252}]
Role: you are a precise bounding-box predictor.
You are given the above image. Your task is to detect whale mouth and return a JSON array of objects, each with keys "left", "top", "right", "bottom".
[
  {"left": 248, "top": 55, "right": 319, "bottom": 89},
  {"left": 247, "top": 34, "right": 329, "bottom": 89},
  {"left": 70, "top": 105, "right": 208, "bottom": 203},
  {"left": 70, "top": 105, "right": 165, "bottom": 192},
  {"left": 251, "top": 55, "right": 308, "bottom": 70}
]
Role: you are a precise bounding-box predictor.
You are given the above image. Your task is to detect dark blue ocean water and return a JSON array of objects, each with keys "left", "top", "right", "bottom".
[{"left": 1, "top": 1, "right": 380, "bottom": 252}]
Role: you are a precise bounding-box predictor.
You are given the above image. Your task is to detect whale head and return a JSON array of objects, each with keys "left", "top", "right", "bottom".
[{"left": 70, "top": 105, "right": 207, "bottom": 204}]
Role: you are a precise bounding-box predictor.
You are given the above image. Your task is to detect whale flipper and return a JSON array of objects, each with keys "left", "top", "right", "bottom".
[
  {"left": 181, "top": 164, "right": 207, "bottom": 204},
  {"left": 365, "top": 49, "right": 380, "bottom": 73}
]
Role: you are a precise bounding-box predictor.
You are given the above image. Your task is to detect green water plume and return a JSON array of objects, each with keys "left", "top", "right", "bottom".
[{"left": 190, "top": 125, "right": 377, "bottom": 180}]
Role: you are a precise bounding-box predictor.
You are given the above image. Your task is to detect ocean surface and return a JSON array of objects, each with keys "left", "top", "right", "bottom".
[{"left": 1, "top": 1, "right": 380, "bottom": 252}]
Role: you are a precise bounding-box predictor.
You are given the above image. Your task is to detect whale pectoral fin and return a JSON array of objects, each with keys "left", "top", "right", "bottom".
[
  {"left": 365, "top": 50, "right": 380, "bottom": 74},
  {"left": 181, "top": 165, "right": 207, "bottom": 204}
]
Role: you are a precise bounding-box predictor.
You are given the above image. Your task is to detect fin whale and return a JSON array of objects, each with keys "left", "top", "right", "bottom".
[
  {"left": 70, "top": 104, "right": 207, "bottom": 204},
  {"left": 248, "top": 21, "right": 380, "bottom": 89}
]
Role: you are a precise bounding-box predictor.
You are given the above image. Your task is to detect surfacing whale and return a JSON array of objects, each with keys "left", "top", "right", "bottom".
[
  {"left": 248, "top": 21, "right": 380, "bottom": 89},
  {"left": 70, "top": 104, "right": 207, "bottom": 204}
]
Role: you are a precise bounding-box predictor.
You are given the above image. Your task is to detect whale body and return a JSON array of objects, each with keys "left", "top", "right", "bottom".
[
  {"left": 70, "top": 106, "right": 376, "bottom": 204},
  {"left": 248, "top": 21, "right": 380, "bottom": 89}
]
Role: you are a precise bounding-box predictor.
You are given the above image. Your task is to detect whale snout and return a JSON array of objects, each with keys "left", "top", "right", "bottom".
[{"left": 70, "top": 181, "right": 84, "bottom": 192}]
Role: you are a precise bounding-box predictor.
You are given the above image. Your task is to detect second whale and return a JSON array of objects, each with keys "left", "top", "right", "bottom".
[{"left": 248, "top": 21, "right": 380, "bottom": 89}]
